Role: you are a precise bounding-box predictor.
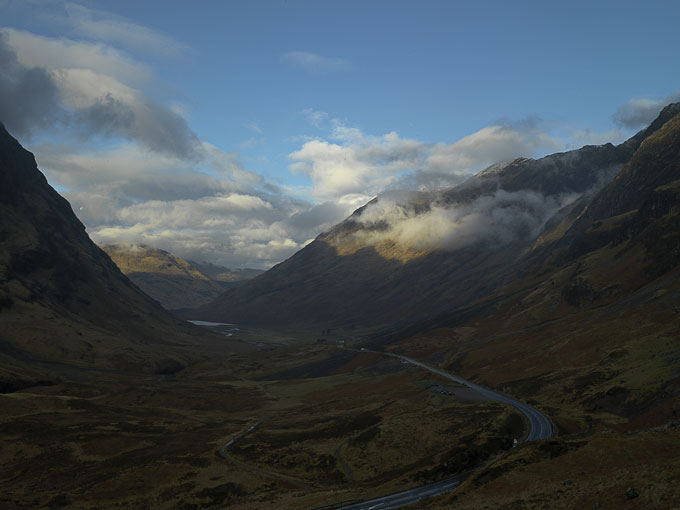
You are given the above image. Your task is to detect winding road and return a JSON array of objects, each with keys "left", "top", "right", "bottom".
[
  {"left": 380, "top": 351, "right": 553, "bottom": 441},
  {"left": 325, "top": 348, "right": 553, "bottom": 509}
]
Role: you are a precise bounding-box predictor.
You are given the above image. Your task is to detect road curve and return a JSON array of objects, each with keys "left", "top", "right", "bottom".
[
  {"left": 321, "top": 349, "right": 553, "bottom": 509},
  {"left": 375, "top": 350, "right": 553, "bottom": 441}
]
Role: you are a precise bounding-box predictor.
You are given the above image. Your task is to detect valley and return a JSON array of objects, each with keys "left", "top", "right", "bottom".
[
  {"left": 1, "top": 98, "right": 680, "bottom": 509},
  {"left": 3, "top": 320, "right": 678, "bottom": 509},
  {"left": 0, "top": 334, "right": 526, "bottom": 509}
]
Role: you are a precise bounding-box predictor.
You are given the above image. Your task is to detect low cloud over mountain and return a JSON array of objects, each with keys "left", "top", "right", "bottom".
[
  {"left": 350, "top": 188, "right": 579, "bottom": 253},
  {"left": 2, "top": 8, "right": 677, "bottom": 269}
]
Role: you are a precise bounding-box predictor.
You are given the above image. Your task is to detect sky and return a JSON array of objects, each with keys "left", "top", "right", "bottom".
[{"left": 1, "top": 0, "right": 679, "bottom": 268}]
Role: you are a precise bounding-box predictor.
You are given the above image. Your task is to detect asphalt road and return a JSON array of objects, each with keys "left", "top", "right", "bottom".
[
  {"left": 339, "top": 478, "right": 460, "bottom": 510},
  {"left": 324, "top": 349, "right": 553, "bottom": 509},
  {"left": 219, "top": 420, "right": 262, "bottom": 457},
  {"left": 380, "top": 351, "right": 553, "bottom": 441}
]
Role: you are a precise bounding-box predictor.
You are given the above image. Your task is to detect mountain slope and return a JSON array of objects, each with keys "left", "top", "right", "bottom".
[
  {"left": 196, "top": 107, "right": 680, "bottom": 329},
  {"left": 0, "top": 122, "right": 236, "bottom": 386},
  {"left": 365, "top": 103, "right": 680, "bottom": 415},
  {"left": 346, "top": 108, "right": 680, "bottom": 508},
  {"left": 102, "top": 244, "right": 227, "bottom": 309},
  {"left": 101, "top": 244, "right": 263, "bottom": 310}
]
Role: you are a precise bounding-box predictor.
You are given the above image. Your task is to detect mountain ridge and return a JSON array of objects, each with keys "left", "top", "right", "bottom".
[
  {"left": 195, "top": 104, "right": 680, "bottom": 330},
  {"left": 102, "top": 244, "right": 264, "bottom": 310}
]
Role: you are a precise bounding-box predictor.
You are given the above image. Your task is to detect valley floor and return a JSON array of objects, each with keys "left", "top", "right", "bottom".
[{"left": 1, "top": 324, "right": 679, "bottom": 509}]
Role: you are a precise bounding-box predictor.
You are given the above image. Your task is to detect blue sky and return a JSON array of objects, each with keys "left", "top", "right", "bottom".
[{"left": 1, "top": 0, "right": 679, "bottom": 267}]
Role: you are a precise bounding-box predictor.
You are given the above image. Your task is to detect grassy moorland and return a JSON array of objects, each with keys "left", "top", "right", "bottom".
[
  {"left": 388, "top": 271, "right": 680, "bottom": 509},
  {"left": 0, "top": 334, "right": 528, "bottom": 510}
]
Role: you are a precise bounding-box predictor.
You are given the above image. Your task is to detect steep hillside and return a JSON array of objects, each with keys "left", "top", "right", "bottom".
[
  {"left": 0, "top": 122, "right": 239, "bottom": 387},
  {"left": 102, "top": 244, "right": 227, "bottom": 309},
  {"left": 382, "top": 107, "right": 680, "bottom": 508},
  {"left": 196, "top": 106, "right": 680, "bottom": 329},
  {"left": 102, "top": 245, "right": 263, "bottom": 309}
]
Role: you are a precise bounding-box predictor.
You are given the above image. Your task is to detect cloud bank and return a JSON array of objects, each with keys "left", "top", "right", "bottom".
[
  {"left": 289, "top": 119, "right": 563, "bottom": 208},
  {"left": 340, "top": 189, "right": 579, "bottom": 255},
  {"left": 613, "top": 91, "right": 680, "bottom": 129},
  {"left": 0, "top": 29, "right": 200, "bottom": 159},
  {"left": 0, "top": 31, "right": 62, "bottom": 137},
  {"left": 3, "top": 6, "right": 669, "bottom": 269},
  {"left": 0, "top": 23, "right": 329, "bottom": 268}
]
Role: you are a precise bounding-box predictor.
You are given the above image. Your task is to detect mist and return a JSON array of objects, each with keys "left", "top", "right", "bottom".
[{"left": 347, "top": 188, "right": 581, "bottom": 253}]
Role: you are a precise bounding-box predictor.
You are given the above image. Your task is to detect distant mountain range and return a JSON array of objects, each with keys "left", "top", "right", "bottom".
[
  {"left": 102, "top": 244, "right": 263, "bottom": 310},
  {"left": 195, "top": 103, "right": 680, "bottom": 333}
]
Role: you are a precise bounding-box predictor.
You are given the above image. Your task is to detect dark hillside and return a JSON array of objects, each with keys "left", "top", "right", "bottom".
[
  {"left": 195, "top": 107, "right": 680, "bottom": 330},
  {"left": 0, "top": 122, "right": 244, "bottom": 384}
]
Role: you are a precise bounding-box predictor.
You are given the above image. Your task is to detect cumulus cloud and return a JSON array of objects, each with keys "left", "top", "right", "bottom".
[
  {"left": 613, "top": 91, "right": 680, "bottom": 130},
  {"left": 33, "top": 143, "right": 225, "bottom": 199},
  {"left": 0, "top": 21, "right": 349, "bottom": 268},
  {"left": 5, "top": 28, "right": 152, "bottom": 85},
  {"left": 0, "top": 31, "right": 62, "bottom": 137},
  {"left": 31, "top": 141, "right": 343, "bottom": 268},
  {"left": 5, "top": 11, "right": 660, "bottom": 270},
  {"left": 282, "top": 51, "right": 350, "bottom": 72},
  {"left": 88, "top": 196, "right": 317, "bottom": 269},
  {"left": 1, "top": 29, "right": 200, "bottom": 159},
  {"left": 288, "top": 120, "right": 562, "bottom": 206},
  {"left": 201, "top": 142, "right": 263, "bottom": 186},
  {"left": 427, "top": 125, "right": 561, "bottom": 175},
  {"left": 1, "top": 19, "right": 337, "bottom": 268}
]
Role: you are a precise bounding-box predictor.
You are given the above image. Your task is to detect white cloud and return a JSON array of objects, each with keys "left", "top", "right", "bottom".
[
  {"left": 342, "top": 189, "right": 580, "bottom": 255},
  {"left": 4, "top": 28, "right": 152, "bottom": 86},
  {"left": 288, "top": 121, "right": 562, "bottom": 207},
  {"left": 7, "top": 14, "right": 665, "bottom": 270},
  {"left": 32, "top": 140, "right": 342, "bottom": 268},
  {"left": 201, "top": 142, "right": 263, "bottom": 186},
  {"left": 426, "top": 125, "right": 562, "bottom": 175},
  {"left": 300, "top": 108, "right": 329, "bottom": 127},
  {"left": 63, "top": 3, "right": 187, "bottom": 58},
  {"left": 3, "top": 22, "right": 336, "bottom": 268},
  {"left": 88, "top": 196, "right": 315, "bottom": 269},
  {"left": 282, "top": 51, "right": 350, "bottom": 72},
  {"left": 221, "top": 193, "right": 272, "bottom": 211},
  {"left": 613, "top": 91, "right": 680, "bottom": 129},
  {"left": 53, "top": 67, "right": 137, "bottom": 107},
  {"left": 1, "top": 29, "right": 199, "bottom": 158}
]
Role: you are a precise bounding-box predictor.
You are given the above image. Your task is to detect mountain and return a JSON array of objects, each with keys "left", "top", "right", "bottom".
[
  {"left": 0, "top": 122, "right": 233, "bottom": 388},
  {"left": 388, "top": 104, "right": 680, "bottom": 489},
  {"left": 102, "top": 244, "right": 263, "bottom": 310},
  {"left": 188, "top": 105, "right": 680, "bottom": 508},
  {"left": 102, "top": 244, "right": 253, "bottom": 310},
  {"left": 196, "top": 104, "right": 680, "bottom": 330},
  {"left": 189, "top": 260, "right": 264, "bottom": 283}
]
